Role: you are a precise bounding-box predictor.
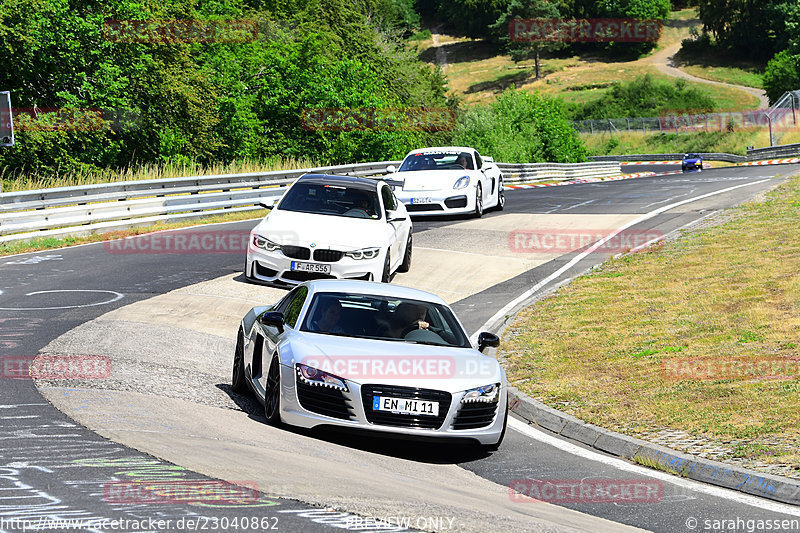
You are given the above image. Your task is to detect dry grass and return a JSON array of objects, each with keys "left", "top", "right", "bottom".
[
  {"left": 500, "top": 172, "right": 800, "bottom": 468},
  {"left": 1, "top": 158, "right": 316, "bottom": 192}
]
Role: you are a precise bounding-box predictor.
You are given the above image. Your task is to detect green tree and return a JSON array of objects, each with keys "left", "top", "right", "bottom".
[
  {"left": 490, "top": 0, "right": 564, "bottom": 80},
  {"left": 763, "top": 51, "right": 800, "bottom": 104},
  {"left": 454, "top": 90, "right": 586, "bottom": 163}
]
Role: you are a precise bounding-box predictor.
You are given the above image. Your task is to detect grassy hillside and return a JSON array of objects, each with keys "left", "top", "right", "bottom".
[{"left": 414, "top": 9, "right": 762, "bottom": 112}]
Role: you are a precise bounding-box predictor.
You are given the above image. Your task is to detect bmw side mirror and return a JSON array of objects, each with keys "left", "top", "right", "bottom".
[
  {"left": 477, "top": 332, "right": 500, "bottom": 352},
  {"left": 258, "top": 311, "right": 285, "bottom": 333},
  {"left": 386, "top": 165, "right": 397, "bottom": 174},
  {"left": 258, "top": 198, "right": 276, "bottom": 210}
]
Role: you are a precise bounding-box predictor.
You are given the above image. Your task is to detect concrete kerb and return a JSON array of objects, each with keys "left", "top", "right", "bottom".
[{"left": 504, "top": 386, "right": 800, "bottom": 505}]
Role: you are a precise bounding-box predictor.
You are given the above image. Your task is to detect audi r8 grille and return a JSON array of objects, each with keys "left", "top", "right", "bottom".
[
  {"left": 281, "top": 245, "right": 310, "bottom": 260},
  {"left": 361, "top": 385, "right": 451, "bottom": 430},
  {"left": 296, "top": 380, "right": 354, "bottom": 420},
  {"left": 452, "top": 402, "right": 498, "bottom": 430},
  {"left": 406, "top": 204, "right": 444, "bottom": 212},
  {"left": 444, "top": 196, "right": 468, "bottom": 209},
  {"left": 313, "top": 249, "right": 344, "bottom": 262}
]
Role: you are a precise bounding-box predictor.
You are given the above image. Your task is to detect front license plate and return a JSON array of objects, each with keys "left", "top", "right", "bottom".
[
  {"left": 410, "top": 197, "right": 433, "bottom": 205},
  {"left": 373, "top": 396, "right": 439, "bottom": 416},
  {"left": 290, "top": 261, "right": 331, "bottom": 274}
]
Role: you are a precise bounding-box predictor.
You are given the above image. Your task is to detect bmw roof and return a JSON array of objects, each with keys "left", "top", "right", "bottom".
[{"left": 297, "top": 173, "right": 381, "bottom": 191}]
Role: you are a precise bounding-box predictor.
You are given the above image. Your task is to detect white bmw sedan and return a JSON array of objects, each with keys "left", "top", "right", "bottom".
[
  {"left": 388, "top": 146, "right": 504, "bottom": 217},
  {"left": 232, "top": 280, "right": 508, "bottom": 449},
  {"left": 245, "top": 174, "right": 412, "bottom": 286}
]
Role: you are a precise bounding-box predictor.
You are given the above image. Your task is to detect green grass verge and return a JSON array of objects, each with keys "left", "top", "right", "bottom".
[{"left": 500, "top": 171, "right": 800, "bottom": 469}]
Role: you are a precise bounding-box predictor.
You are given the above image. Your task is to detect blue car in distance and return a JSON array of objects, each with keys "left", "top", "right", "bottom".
[{"left": 682, "top": 153, "right": 703, "bottom": 172}]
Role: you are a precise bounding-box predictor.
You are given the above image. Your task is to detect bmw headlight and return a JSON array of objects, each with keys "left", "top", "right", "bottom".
[
  {"left": 296, "top": 363, "right": 348, "bottom": 392},
  {"left": 252, "top": 234, "right": 281, "bottom": 252},
  {"left": 345, "top": 247, "right": 380, "bottom": 260},
  {"left": 454, "top": 176, "right": 470, "bottom": 190},
  {"left": 462, "top": 383, "right": 500, "bottom": 404}
]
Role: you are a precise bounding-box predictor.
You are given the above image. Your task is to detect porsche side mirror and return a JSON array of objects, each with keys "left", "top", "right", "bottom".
[
  {"left": 258, "top": 311, "right": 285, "bottom": 333},
  {"left": 477, "top": 332, "right": 500, "bottom": 352},
  {"left": 386, "top": 165, "right": 397, "bottom": 174}
]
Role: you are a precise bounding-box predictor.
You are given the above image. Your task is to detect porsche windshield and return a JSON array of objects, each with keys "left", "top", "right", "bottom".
[
  {"left": 300, "top": 292, "right": 471, "bottom": 348},
  {"left": 399, "top": 152, "right": 474, "bottom": 171},
  {"left": 278, "top": 183, "right": 381, "bottom": 219}
]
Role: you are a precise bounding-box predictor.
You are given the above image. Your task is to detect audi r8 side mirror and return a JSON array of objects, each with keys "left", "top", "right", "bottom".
[
  {"left": 387, "top": 211, "right": 407, "bottom": 222},
  {"left": 477, "top": 332, "right": 500, "bottom": 352},
  {"left": 386, "top": 165, "right": 397, "bottom": 174},
  {"left": 258, "top": 311, "right": 285, "bottom": 333}
]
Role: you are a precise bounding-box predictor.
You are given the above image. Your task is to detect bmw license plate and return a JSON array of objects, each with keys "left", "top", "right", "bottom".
[
  {"left": 290, "top": 261, "right": 331, "bottom": 274},
  {"left": 373, "top": 396, "right": 439, "bottom": 416},
  {"left": 410, "top": 197, "right": 433, "bottom": 205}
]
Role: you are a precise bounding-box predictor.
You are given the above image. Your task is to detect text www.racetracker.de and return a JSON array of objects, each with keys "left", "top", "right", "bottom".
[{"left": 0, "top": 516, "right": 280, "bottom": 531}]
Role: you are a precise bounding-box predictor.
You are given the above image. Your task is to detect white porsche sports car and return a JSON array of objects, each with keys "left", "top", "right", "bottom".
[
  {"left": 232, "top": 279, "right": 508, "bottom": 449},
  {"left": 245, "top": 174, "right": 412, "bottom": 286},
  {"left": 387, "top": 146, "right": 504, "bottom": 217}
]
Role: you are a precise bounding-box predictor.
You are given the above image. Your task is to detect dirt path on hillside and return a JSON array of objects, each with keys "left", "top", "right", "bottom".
[
  {"left": 639, "top": 35, "right": 769, "bottom": 108},
  {"left": 431, "top": 25, "right": 448, "bottom": 70}
]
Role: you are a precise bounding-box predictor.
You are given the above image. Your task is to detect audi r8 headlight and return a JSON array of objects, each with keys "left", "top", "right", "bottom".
[
  {"left": 252, "top": 234, "right": 281, "bottom": 252},
  {"left": 345, "top": 247, "right": 380, "bottom": 260},
  {"left": 462, "top": 383, "right": 500, "bottom": 403},
  {"left": 296, "top": 363, "right": 348, "bottom": 392},
  {"left": 454, "top": 176, "right": 470, "bottom": 190}
]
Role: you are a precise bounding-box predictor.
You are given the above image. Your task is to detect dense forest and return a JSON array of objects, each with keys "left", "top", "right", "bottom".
[{"left": 0, "top": 0, "right": 796, "bottom": 181}]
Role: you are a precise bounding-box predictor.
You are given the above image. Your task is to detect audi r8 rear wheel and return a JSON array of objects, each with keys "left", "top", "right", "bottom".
[
  {"left": 398, "top": 233, "right": 412, "bottom": 273},
  {"left": 264, "top": 356, "right": 281, "bottom": 425},
  {"left": 232, "top": 328, "right": 248, "bottom": 394},
  {"left": 474, "top": 184, "right": 484, "bottom": 218}
]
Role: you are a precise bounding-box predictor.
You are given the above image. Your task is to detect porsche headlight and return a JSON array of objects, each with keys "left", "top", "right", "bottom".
[
  {"left": 296, "top": 363, "right": 348, "bottom": 392},
  {"left": 454, "top": 176, "right": 470, "bottom": 190},
  {"left": 462, "top": 383, "right": 500, "bottom": 404},
  {"left": 345, "top": 247, "right": 381, "bottom": 260},
  {"left": 252, "top": 234, "right": 281, "bottom": 252}
]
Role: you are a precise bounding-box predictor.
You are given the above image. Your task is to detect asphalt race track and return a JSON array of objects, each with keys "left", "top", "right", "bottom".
[{"left": 2, "top": 163, "right": 800, "bottom": 533}]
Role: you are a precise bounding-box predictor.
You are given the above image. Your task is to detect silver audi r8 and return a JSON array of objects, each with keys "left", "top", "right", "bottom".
[{"left": 232, "top": 279, "right": 508, "bottom": 448}]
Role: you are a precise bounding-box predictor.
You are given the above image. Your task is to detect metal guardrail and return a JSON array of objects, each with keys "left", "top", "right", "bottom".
[
  {"left": 590, "top": 153, "right": 747, "bottom": 163},
  {"left": 747, "top": 142, "right": 800, "bottom": 160},
  {"left": 0, "top": 159, "right": 622, "bottom": 244},
  {"left": 497, "top": 161, "right": 621, "bottom": 181}
]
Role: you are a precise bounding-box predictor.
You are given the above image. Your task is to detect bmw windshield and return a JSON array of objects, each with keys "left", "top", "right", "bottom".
[{"left": 278, "top": 183, "right": 381, "bottom": 219}]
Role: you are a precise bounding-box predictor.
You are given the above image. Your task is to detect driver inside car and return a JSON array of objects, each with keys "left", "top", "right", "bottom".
[{"left": 390, "top": 302, "right": 429, "bottom": 338}]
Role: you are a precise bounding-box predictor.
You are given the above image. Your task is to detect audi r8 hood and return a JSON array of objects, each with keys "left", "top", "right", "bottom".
[
  {"left": 283, "top": 332, "right": 504, "bottom": 392},
  {"left": 252, "top": 209, "right": 388, "bottom": 250},
  {"left": 396, "top": 169, "right": 473, "bottom": 193}
]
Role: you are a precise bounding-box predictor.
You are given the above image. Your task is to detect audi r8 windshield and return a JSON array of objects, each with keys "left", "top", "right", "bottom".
[{"left": 300, "top": 292, "right": 471, "bottom": 347}]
